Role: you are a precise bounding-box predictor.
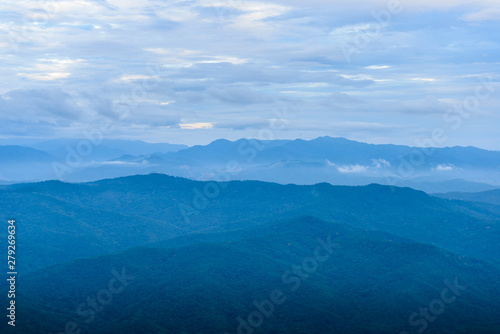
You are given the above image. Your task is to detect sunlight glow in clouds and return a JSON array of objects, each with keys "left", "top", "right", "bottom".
[
  {"left": 179, "top": 123, "right": 214, "bottom": 130},
  {"left": 17, "top": 72, "right": 71, "bottom": 81}
]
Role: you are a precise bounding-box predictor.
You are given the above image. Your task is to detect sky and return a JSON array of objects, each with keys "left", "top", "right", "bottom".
[{"left": 0, "top": 0, "right": 499, "bottom": 148}]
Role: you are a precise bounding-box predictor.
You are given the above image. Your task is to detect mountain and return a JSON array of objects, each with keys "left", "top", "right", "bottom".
[
  {"left": 0, "top": 139, "right": 187, "bottom": 182},
  {"left": 0, "top": 189, "right": 183, "bottom": 272},
  {"left": 399, "top": 178, "right": 499, "bottom": 193},
  {"left": 30, "top": 138, "right": 187, "bottom": 161},
  {"left": 2, "top": 174, "right": 499, "bottom": 275},
  {"left": 49, "top": 137, "right": 500, "bottom": 192},
  {"left": 158, "top": 136, "right": 500, "bottom": 171},
  {"left": 0, "top": 145, "right": 57, "bottom": 182},
  {"left": 30, "top": 138, "right": 188, "bottom": 161},
  {"left": 5, "top": 216, "right": 500, "bottom": 334},
  {"left": 1, "top": 137, "right": 500, "bottom": 192},
  {"left": 0, "top": 145, "right": 55, "bottom": 163},
  {"left": 435, "top": 189, "right": 500, "bottom": 206},
  {"left": 2, "top": 174, "right": 500, "bottom": 333}
]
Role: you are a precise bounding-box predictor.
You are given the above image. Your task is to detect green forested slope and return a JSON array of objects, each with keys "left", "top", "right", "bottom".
[{"left": 6, "top": 217, "right": 500, "bottom": 334}]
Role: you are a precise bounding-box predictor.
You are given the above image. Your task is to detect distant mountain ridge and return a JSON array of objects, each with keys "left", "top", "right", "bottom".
[
  {"left": 1, "top": 137, "right": 499, "bottom": 193},
  {"left": 0, "top": 145, "right": 55, "bottom": 163},
  {"left": 435, "top": 189, "right": 500, "bottom": 206},
  {"left": 30, "top": 138, "right": 187, "bottom": 159},
  {"left": 0, "top": 145, "right": 57, "bottom": 182}
]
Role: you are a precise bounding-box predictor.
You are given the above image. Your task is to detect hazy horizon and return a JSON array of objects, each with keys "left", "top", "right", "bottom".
[{"left": 1, "top": 135, "right": 500, "bottom": 151}]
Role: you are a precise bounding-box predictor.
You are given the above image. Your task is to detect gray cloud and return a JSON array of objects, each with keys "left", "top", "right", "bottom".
[
  {"left": 214, "top": 119, "right": 271, "bottom": 130},
  {"left": 0, "top": 88, "right": 82, "bottom": 122},
  {"left": 206, "top": 86, "right": 274, "bottom": 105},
  {"left": 399, "top": 96, "right": 452, "bottom": 114}
]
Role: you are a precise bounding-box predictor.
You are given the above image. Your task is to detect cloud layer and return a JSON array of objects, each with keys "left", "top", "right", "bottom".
[{"left": 0, "top": 0, "right": 499, "bottom": 147}]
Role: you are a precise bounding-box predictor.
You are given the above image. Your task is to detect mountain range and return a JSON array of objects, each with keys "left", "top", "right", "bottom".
[
  {"left": 1, "top": 173, "right": 499, "bottom": 272},
  {"left": 10, "top": 216, "right": 500, "bottom": 334},
  {"left": 1, "top": 137, "right": 499, "bottom": 193},
  {"left": 1, "top": 173, "right": 500, "bottom": 333}
]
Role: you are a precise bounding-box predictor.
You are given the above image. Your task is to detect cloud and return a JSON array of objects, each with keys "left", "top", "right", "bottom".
[
  {"left": 0, "top": 88, "right": 86, "bottom": 136},
  {"left": 16, "top": 58, "right": 84, "bottom": 81},
  {"left": 365, "top": 65, "right": 390, "bottom": 70},
  {"left": 399, "top": 96, "right": 451, "bottom": 114},
  {"left": 170, "top": 62, "right": 372, "bottom": 87},
  {"left": 337, "top": 164, "right": 368, "bottom": 174},
  {"left": 372, "top": 159, "right": 391, "bottom": 168},
  {"left": 321, "top": 92, "right": 362, "bottom": 108},
  {"left": 179, "top": 122, "right": 214, "bottom": 129},
  {"left": 327, "top": 159, "right": 390, "bottom": 173},
  {"left": 269, "top": 0, "right": 500, "bottom": 12},
  {"left": 0, "top": 88, "right": 82, "bottom": 121},
  {"left": 327, "top": 160, "right": 369, "bottom": 173},
  {"left": 214, "top": 119, "right": 270, "bottom": 130},
  {"left": 435, "top": 164, "right": 454, "bottom": 171},
  {"left": 118, "top": 75, "right": 155, "bottom": 83},
  {"left": 463, "top": 9, "right": 500, "bottom": 21},
  {"left": 411, "top": 78, "right": 437, "bottom": 82},
  {"left": 0, "top": 0, "right": 498, "bottom": 148},
  {"left": 18, "top": 72, "right": 71, "bottom": 81},
  {"left": 330, "top": 122, "right": 395, "bottom": 132},
  {"left": 206, "top": 86, "right": 274, "bottom": 105}
]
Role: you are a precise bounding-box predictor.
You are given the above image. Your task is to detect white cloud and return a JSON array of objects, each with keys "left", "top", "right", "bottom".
[
  {"left": 179, "top": 122, "right": 214, "bottom": 129},
  {"left": 365, "top": 65, "right": 390, "bottom": 70},
  {"left": 145, "top": 48, "right": 199, "bottom": 56},
  {"left": 411, "top": 78, "right": 437, "bottom": 82},
  {"left": 199, "top": 56, "right": 249, "bottom": 65},
  {"left": 272, "top": 0, "right": 500, "bottom": 12},
  {"left": 100, "top": 161, "right": 146, "bottom": 166},
  {"left": 337, "top": 164, "right": 368, "bottom": 174},
  {"left": 330, "top": 23, "right": 379, "bottom": 36},
  {"left": 16, "top": 58, "right": 84, "bottom": 82},
  {"left": 118, "top": 75, "right": 155, "bottom": 83},
  {"left": 17, "top": 72, "right": 71, "bottom": 81},
  {"left": 328, "top": 159, "right": 388, "bottom": 173},
  {"left": 144, "top": 48, "right": 248, "bottom": 65},
  {"left": 339, "top": 74, "right": 375, "bottom": 81},
  {"left": 372, "top": 159, "right": 391, "bottom": 168},
  {"left": 463, "top": 8, "right": 500, "bottom": 21},
  {"left": 436, "top": 164, "right": 454, "bottom": 171}
]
